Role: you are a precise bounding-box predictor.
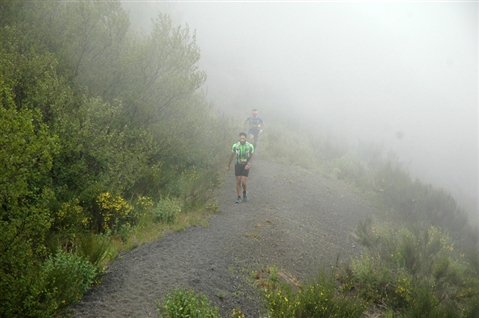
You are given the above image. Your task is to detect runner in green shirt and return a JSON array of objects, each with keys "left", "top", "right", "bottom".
[{"left": 227, "top": 132, "right": 255, "bottom": 203}]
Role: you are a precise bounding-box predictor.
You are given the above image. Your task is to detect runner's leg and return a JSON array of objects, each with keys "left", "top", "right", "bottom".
[
  {"left": 253, "top": 132, "right": 259, "bottom": 149},
  {"left": 241, "top": 176, "right": 248, "bottom": 193},
  {"left": 236, "top": 176, "right": 242, "bottom": 196}
]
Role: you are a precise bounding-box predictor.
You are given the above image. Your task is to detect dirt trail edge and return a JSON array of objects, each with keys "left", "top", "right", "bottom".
[{"left": 70, "top": 159, "right": 377, "bottom": 318}]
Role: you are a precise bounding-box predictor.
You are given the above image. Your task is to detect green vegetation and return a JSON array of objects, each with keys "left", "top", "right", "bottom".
[
  {"left": 256, "top": 117, "right": 479, "bottom": 317},
  {"left": 43, "top": 250, "right": 97, "bottom": 309},
  {"left": 263, "top": 270, "right": 368, "bottom": 318},
  {"left": 1, "top": 1, "right": 234, "bottom": 316},
  {"left": 341, "top": 221, "right": 479, "bottom": 317},
  {"left": 157, "top": 288, "right": 220, "bottom": 318}
]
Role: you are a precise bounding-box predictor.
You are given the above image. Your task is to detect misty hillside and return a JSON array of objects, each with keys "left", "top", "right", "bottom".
[
  {"left": 1, "top": 1, "right": 478, "bottom": 317},
  {"left": 129, "top": 1, "right": 478, "bottom": 216}
]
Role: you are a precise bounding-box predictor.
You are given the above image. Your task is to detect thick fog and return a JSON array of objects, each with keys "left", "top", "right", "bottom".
[{"left": 124, "top": 2, "right": 478, "bottom": 216}]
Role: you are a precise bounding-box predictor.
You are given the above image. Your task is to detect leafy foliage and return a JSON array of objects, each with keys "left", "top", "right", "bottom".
[
  {"left": 43, "top": 250, "right": 97, "bottom": 309},
  {"left": 0, "top": 75, "right": 59, "bottom": 317},
  {"left": 94, "top": 192, "right": 133, "bottom": 233},
  {"left": 343, "top": 220, "right": 479, "bottom": 316},
  {"left": 155, "top": 197, "right": 182, "bottom": 224},
  {"left": 263, "top": 269, "right": 368, "bottom": 317},
  {"left": 75, "top": 232, "right": 112, "bottom": 269},
  {"left": 1, "top": 0, "right": 233, "bottom": 316},
  {"left": 157, "top": 288, "right": 220, "bottom": 318}
]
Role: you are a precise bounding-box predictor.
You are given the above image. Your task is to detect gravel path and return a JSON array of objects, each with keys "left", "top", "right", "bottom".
[{"left": 70, "top": 158, "right": 377, "bottom": 317}]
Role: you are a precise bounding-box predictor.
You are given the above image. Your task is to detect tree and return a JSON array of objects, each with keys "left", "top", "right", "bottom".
[
  {"left": 0, "top": 76, "right": 58, "bottom": 317},
  {"left": 121, "top": 13, "right": 206, "bottom": 127}
]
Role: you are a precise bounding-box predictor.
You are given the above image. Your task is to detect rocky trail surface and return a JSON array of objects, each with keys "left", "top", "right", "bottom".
[{"left": 71, "top": 159, "right": 376, "bottom": 317}]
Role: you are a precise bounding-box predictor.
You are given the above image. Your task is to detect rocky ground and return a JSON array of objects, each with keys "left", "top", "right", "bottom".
[{"left": 69, "top": 158, "right": 377, "bottom": 317}]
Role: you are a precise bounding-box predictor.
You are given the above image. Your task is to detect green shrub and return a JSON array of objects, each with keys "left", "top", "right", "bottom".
[
  {"left": 462, "top": 295, "right": 479, "bottom": 318},
  {"left": 184, "top": 169, "right": 223, "bottom": 209},
  {"left": 155, "top": 197, "right": 182, "bottom": 224},
  {"left": 0, "top": 77, "right": 59, "bottom": 318},
  {"left": 165, "top": 174, "right": 188, "bottom": 198},
  {"left": 347, "top": 221, "right": 479, "bottom": 316},
  {"left": 75, "top": 232, "right": 111, "bottom": 269},
  {"left": 116, "top": 222, "right": 132, "bottom": 243},
  {"left": 94, "top": 192, "right": 134, "bottom": 234},
  {"left": 349, "top": 253, "right": 397, "bottom": 305},
  {"left": 263, "top": 270, "right": 367, "bottom": 318},
  {"left": 401, "top": 278, "right": 455, "bottom": 318},
  {"left": 157, "top": 288, "right": 220, "bottom": 318},
  {"left": 50, "top": 197, "right": 87, "bottom": 233},
  {"left": 43, "top": 250, "right": 97, "bottom": 308},
  {"left": 0, "top": 262, "right": 56, "bottom": 318}
]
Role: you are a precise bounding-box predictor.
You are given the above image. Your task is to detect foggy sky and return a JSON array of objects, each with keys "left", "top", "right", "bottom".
[{"left": 124, "top": 1, "right": 478, "bottom": 215}]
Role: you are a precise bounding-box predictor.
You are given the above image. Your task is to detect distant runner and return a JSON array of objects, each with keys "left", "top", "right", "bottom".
[
  {"left": 226, "top": 132, "right": 255, "bottom": 203},
  {"left": 245, "top": 109, "right": 264, "bottom": 148}
]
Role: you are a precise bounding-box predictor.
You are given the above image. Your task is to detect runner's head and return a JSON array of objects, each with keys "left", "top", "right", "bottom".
[
  {"left": 252, "top": 109, "right": 258, "bottom": 117},
  {"left": 239, "top": 132, "right": 247, "bottom": 144}
]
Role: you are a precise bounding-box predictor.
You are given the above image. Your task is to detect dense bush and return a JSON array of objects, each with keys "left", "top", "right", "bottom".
[
  {"left": 0, "top": 75, "right": 58, "bottom": 317},
  {"left": 155, "top": 197, "right": 182, "bottom": 224},
  {"left": 43, "top": 250, "right": 97, "bottom": 309},
  {"left": 94, "top": 192, "right": 134, "bottom": 233},
  {"left": 157, "top": 288, "right": 220, "bottom": 318},
  {"left": 263, "top": 269, "right": 368, "bottom": 318},
  {"left": 1, "top": 1, "right": 234, "bottom": 316},
  {"left": 343, "top": 219, "right": 479, "bottom": 316},
  {"left": 75, "top": 232, "right": 111, "bottom": 269}
]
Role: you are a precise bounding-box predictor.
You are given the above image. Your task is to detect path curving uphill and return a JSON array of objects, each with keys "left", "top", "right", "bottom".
[{"left": 70, "top": 159, "right": 376, "bottom": 317}]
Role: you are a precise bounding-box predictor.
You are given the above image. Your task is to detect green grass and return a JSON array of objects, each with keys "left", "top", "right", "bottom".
[{"left": 109, "top": 203, "right": 220, "bottom": 257}]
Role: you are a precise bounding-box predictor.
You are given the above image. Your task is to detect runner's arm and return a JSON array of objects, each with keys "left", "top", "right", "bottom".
[
  {"left": 227, "top": 152, "right": 235, "bottom": 171},
  {"left": 245, "top": 154, "right": 253, "bottom": 170},
  {"left": 246, "top": 153, "right": 253, "bottom": 165}
]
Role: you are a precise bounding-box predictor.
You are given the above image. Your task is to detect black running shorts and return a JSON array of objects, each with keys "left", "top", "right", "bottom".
[{"left": 235, "top": 163, "right": 250, "bottom": 177}]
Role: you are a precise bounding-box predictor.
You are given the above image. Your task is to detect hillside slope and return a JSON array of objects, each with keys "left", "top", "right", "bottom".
[{"left": 71, "top": 158, "right": 377, "bottom": 317}]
